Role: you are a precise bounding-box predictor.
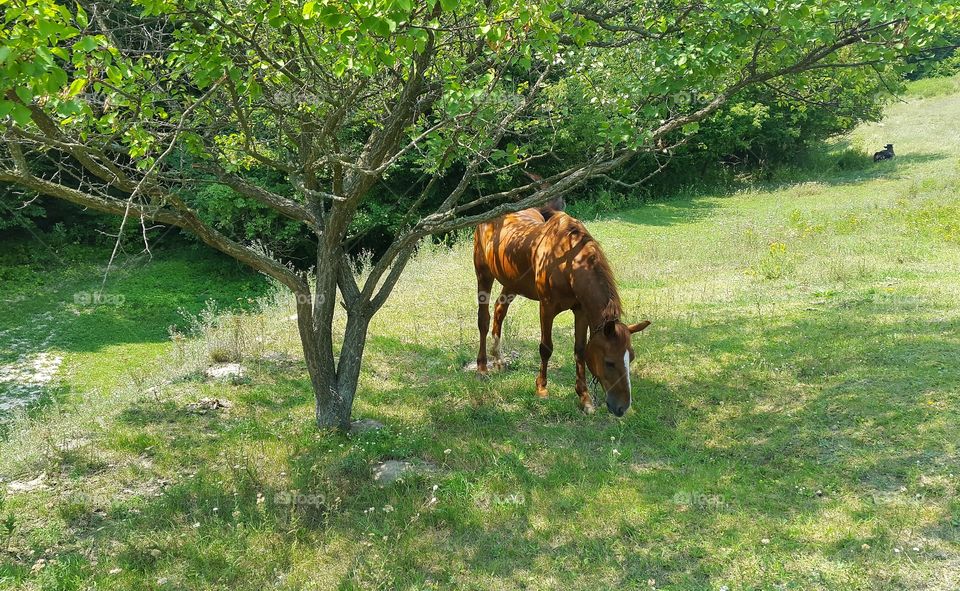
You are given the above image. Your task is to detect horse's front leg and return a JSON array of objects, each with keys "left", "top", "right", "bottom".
[
  {"left": 476, "top": 273, "right": 494, "bottom": 375},
  {"left": 535, "top": 303, "right": 556, "bottom": 398},
  {"left": 573, "top": 309, "right": 595, "bottom": 414}
]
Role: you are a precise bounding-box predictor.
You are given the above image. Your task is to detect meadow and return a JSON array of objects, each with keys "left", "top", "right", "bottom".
[{"left": 1, "top": 78, "right": 959, "bottom": 590}]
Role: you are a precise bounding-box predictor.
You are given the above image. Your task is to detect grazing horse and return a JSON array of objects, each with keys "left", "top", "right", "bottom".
[
  {"left": 873, "top": 143, "right": 895, "bottom": 162},
  {"left": 473, "top": 205, "right": 650, "bottom": 416}
]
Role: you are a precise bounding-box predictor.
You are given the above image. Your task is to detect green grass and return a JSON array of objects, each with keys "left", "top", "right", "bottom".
[
  {"left": 902, "top": 75, "right": 960, "bottom": 99},
  {"left": 0, "top": 238, "right": 267, "bottom": 418},
  {"left": 2, "top": 77, "right": 960, "bottom": 590}
]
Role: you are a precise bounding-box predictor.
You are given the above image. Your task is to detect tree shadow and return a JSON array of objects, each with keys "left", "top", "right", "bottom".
[
  {"left": 25, "top": 289, "right": 958, "bottom": 588},
  {"left": 607, "top": 194, "right": 722, "bottom": 227}
]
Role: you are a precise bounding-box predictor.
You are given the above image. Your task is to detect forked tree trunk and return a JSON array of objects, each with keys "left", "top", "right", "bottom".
[
  {"left": 293, "top": 275, "right": 374, "bottom": 432},
  {"left": 321, "top": 311, "right": 371, "bottom": 430}
]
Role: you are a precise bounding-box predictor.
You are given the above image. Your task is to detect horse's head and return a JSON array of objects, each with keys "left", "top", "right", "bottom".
[{"left": 585, "top": 319, "right": 651, "bottom": 416}]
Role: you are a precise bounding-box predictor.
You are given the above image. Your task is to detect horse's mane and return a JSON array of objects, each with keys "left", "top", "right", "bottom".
[
  {"left": 594, "top": 247, "right": 622, "bottom": 323},
  {"left": 578, "top": 228, "right": 622, "bottom": 323}
]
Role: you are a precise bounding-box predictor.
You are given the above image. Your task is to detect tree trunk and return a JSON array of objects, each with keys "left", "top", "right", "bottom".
[
  {"left": 329, "top": 309, "right": 372, "bottom": 430},
  {"left": 293, "top": 281, "right": 373, "bottom": 432},
  {"left": 313, "top": 373, "right": 354, "bottom": 432},
  {"left": 305, "top": 310, "right": 371, "bottom": 431}
]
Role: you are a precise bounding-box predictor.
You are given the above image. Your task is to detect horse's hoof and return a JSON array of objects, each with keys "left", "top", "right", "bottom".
[
  {"left": 536, "top": 386, "right": 549, "bottom": 398},
  {"left": 491, "top": 359, "right": 505, "bottom": 371},
  {"left": 476, "top": 370, "right": 490, "bottom": 380},
  {"left": 580, "top": 402, "right": 596, "bottom": 415}
]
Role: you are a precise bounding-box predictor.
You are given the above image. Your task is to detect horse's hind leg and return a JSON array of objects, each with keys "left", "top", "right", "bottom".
[
  {"left": 475, "top": 270, "right": 495, "bottom": 375},
  {"left": 490, "top": 289, "right": 515, "bottom": 370},
  {"left": 535, "top": 302, "right": 557, "bottom": 398}
]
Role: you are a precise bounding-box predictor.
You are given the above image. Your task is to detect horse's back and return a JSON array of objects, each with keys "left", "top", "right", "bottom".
[
  {"left": 474, "top": 208, "right": 549, "bottom": 298},
  {"left": 474, "top": 209, "right": 595, "bottom": 302}
]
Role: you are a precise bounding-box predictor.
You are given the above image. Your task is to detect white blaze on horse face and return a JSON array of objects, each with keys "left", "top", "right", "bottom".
[{"left": 623, "top": 350, "right": 632, "bottom": 405}]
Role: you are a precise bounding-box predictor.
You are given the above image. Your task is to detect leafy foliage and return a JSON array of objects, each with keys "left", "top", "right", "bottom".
[{"left": 1, "top": 0, "right": 957, "bottom": 253}]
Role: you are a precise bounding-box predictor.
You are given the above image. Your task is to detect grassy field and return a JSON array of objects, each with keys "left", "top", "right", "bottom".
[{"left": 1, "top": 78, "right": 960, "bottom": 590}]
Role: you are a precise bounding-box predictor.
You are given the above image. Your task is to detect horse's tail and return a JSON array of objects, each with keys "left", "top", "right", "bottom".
[
  {"left": 523, "top": 169, "right": 565, "bottom": 217},
  {"left": 539, "top": 196, "right": 565, "bottom": 219}
]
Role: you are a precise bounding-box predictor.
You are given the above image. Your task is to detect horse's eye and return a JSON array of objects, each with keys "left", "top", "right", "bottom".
[{"left": 604, "top": 360, "right": 616, "bottom": 369}]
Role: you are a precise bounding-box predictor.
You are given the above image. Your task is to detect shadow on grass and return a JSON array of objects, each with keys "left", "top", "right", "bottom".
[{"left": 31, "top": 288, "right": 955, "bottom": 589}]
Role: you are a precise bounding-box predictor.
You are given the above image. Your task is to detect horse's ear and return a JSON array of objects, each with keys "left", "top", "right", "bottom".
[
  {"left": 603, "top": 319, "right": 617, "bottom": 337},
  {"left": 628, "top": 320, "right": 651, "bottom": 334}
]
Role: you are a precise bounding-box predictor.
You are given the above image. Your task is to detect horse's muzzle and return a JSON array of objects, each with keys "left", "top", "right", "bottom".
[{"left": 607, "top": 399, "right": 628, "bottom": 417}]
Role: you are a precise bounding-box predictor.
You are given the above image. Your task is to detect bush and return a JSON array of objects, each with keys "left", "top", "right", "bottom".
[
  {"left": 908, "top": 30, "right": 960, "bottom": 80},
  {"left": 185, "top": 172, "right": 314, "bottom": 263}
]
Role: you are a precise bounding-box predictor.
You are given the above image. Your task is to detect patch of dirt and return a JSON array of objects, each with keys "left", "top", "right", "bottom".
[
  {"left": 185, "top": 398, "right": 233, "bottom": 413},
  {"left": 204, "top": 363, "right": 244, "bottom": 381},
  {"left": 6, "top": 473, "right": 48, "bottom": 494}
]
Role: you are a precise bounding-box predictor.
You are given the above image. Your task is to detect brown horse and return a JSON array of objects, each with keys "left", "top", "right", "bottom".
[{"left": 473, "top": 204, "right": 650, "bottom": 416}]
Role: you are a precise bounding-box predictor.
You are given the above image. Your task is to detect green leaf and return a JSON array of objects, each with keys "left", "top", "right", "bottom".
[
  {"left": 10, "top": 103, "right": 32, "bottom": 126},
  {"left": 325, "top": 13, "right": 350, "bottom": 28},
  {"left": 107, "top": 65, "right": 123, "bottom": 84},
  {"left": 440, "top": 0, "right": 458, "bottom": 12},
  {"left": 76, "top": 3, "right": 89, "bottom": 28},
  {"left": 74, "top": 36, "right": 98, "bottom": 52},
  {"left": 302, "top": 1, "right": 316, "bottom": 19},
  {"left": 15, "top": 86, "right": 32, "bottom": 105},
  {"left": 681, "top": 121, "right": 700, "bottom": 134},
  {"left": 364, "top": 16, "right": 392, "bottom": 36},
  {"left": 57, "top": 99, "right": 83, "bottom": 116},
  {"left": 67, "top": 78, "right": 87, "bottom": 97}
]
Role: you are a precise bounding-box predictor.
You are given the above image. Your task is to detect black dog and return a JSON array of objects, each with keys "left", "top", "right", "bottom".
[{"left": 873, "top": 143, "right": 895, "bottom": 162}]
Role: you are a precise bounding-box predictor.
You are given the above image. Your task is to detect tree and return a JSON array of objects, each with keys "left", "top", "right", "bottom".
[{"left": 2, "top": 0, "right": 956, "bottom": 430}]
